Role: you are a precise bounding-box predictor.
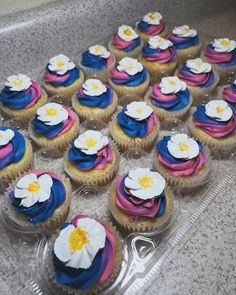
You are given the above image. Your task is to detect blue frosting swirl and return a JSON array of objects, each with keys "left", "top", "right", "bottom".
[
  {"left": 81, "top": 51, "right": 110, "bottom": 70},
  {"left": 123, "top": 37, "right": 141, "bottom": 52},
  {"left": 137, "top": 21, "right": 151, "bottom": 31},
  {"left": 169, "top": 35, "right": 200, "bottom": 49},
  {"left": 111, "top": 67, "right": 147, "bottom": 86},
  {"left": 45, "top": 66, "right": 80, "bottom": 87}
]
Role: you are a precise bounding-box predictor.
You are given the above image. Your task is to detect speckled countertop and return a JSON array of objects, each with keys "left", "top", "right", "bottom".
[{"left": 0, "top": 0, "right": 236, "bottom": 294}]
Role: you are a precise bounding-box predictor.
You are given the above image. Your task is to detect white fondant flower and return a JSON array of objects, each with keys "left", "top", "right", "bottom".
[
  {"left": 148, "top": 36, "right": 173, "bottom": 50},
  {"left": 14, "top": 173, "right": 53, "bottom": 208},
  {"left": 125, "top": 101, "right": 153, "bottom": 121},
  {"left": 167, "top": 133, "right": 199, "bottom": 160},
  {"left": 118, "top": 25, "right": 139, "bottom": 41},
  {"left": 212, "top": 38, "right": 236, "bottom": 53},
  {"left": 82, "top": 79, "right": 107, "bottom": 96},
  {"left": 159, "top": 76, "right": 187, "bottom": 94},
  {"left": 234, "top": 80, "right": 236, "bottom": 85},
  {"left": 54, "top": 217, "right": 106, "bottom": 269},
  {"left": 186, "top": 58, "right": 212, "bottom": 74},
  {"left": 5, "top": 74, "right": 32, "bottom": 92},
  {"left": 117, "top": 57, "right": 143, "bottom": 76},
  {"left": 0, "top": 129, "right": 15, "bottom": 146},
  {"left": 36, "top": 103, "right": 69, "bottom": 126},
  {"left": 89, "top": 45, "right": 111, "bottom": 58},
  {"left": 125, "top": 168, "right": 166, "bottom": 200},
  {"left": 205, "top": 100, "right": 233, "bottom": 122},
  {"left": 74, "top": 130, "right": 109, "bottom": 155},
  {"left": 173, "top": 25, "right": 197, "bottom": 38},
  {"left": 143, "top": 12, "right": 163, "bottom": 25},
  {"left": 48, "top": 54, "right": 75, "bottom": 75}
]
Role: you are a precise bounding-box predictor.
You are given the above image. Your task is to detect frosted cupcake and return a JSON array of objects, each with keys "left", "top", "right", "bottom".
[
  {"left": 51, "top": 215, "right": 121, "bottom": 293},
  {"left": 202, "top": 38, "right": 236, "bottom": 83},
  {"left": 189, "top": 100, "right": 236, "bottom": 154},
  {"left": 136, "top": 11, "right": 167, "bottom": 43},
  {"left": 154, "top": 133, "right": 211, "bottom": 187},
  {"left": 109, "top": 57, "right": 149, "bottom": 98},
  {"left": 176, "top": 58, "right": 219, "bottom": 104},
  {"left": 0, "top": 74, "right": 47, "bottom": 121},
  {"left": 168, "top": 25, "right": 201, "bottom": 65},
  {"left": 65, "top": 130, "right": 119, "bottom": 186},
  {"left": 109, "top": 101, "right": 159, "bottom": 151},
  {"left": 218, "top": 80, "right": 236, "bottom": 110},
  {"left": 108, "top": 25, "right": 143, "bottom": 61},
  {"left": 43, "top": 54, "right": 84, "bottom": 101},
  {"left": 29, "top": 102, "right": 79, "bottom": 151},
  {"left": 72, "top": 79, "right": 118, "bottom": 122},
  {"left": 139, "top": 36, "right": 177, "bottom": 84},
  {"left": 7, "top": 171, "right": 71, "bottom": 230},
  {"left": 145, "top": 76, "right": 192, "bottom": 121},
  {"left": 79, "top": 45, "right": 115, "bottom": 83},
  {"left": 0, "top": 127, "right": 33, "bottom": 182},
  {"left": 110, "top": 167, "right": 173, "bottom": 232}
]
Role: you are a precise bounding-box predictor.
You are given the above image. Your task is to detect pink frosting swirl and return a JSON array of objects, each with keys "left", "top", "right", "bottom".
[
  {"left": 25, "top": 81, "right": 42, "bottom": 108},
  {"left": 57, "top": 107, "right": 76, "bottom": 136},
  {"left": 151, "top": 83, "right": 177, "bottom": 102},
  {"left": 223, "top": 86, "right": 236, "bottom": 104},
  {"left": 204, "top": 46, "right": 234, "bottom": 64},
  {"left": 112, "top": 35, "right": 134, "bottom": 50},
  {"left": 139, "top": 20, "right": 165, "bottom": 36}
]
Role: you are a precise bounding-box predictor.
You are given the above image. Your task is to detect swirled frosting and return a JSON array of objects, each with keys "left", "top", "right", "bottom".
[
  {"left": 137, "top": 12, "right": 165, "bottom": 36},
  {"left": 169, "top": 25, "right": 200, "bottom": 49},
  {"left": 112, "top": 25, "right": 141, "bottom": 52},
  {"left": 53, "top": 214, "right": 117, "bottom": 290},
  {"left": 223, "top": 81, "right": 236, "bottom": 109},
  {"left": 156, "top": 135, "right": 206, "bottom": 176},
  {"left": 0, "top": 127, "right": 26, "bottom": 169},
  {"left": 9, "top": 171, "right": 66, "bottom": 224},
  {"left": 81, "top": 45, "right": 113, "bottom": 70}
]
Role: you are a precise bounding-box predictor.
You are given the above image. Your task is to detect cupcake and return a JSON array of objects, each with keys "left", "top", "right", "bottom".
[
  {"left": 218, "top": 79, "right": 236, "bottom": 110},
  {"left": 139, "top": 36, "right": 177, "bottom": 84},
  {"left": 109, "top": 57, "right": 149, "bottom": 98},
  {"left": 136, "top": 11, "right": 167, "bottom": 43},
  {"left": 109, "top": 167, "right": 173, "bottom": 232},
  {"left": 72, "top": 79, "right": 118, "bottom": 122},
  {"left": 0, "top": 74, "right": 47, "bottom": 121},
  {"left": 29, "top": 102, "right": 79, "bottom": 151},
  {"left": 79, "top": 45, "right": 115, "bottom": 83},
  {"left": 176, "top": 58, "right": 219, "bottom": 104},
  {"left": 0, "top": 127, "right": 33, "bottom": 182},
  {"left": 168, "top": 25, "right": 201, "bottom": 65},
  {"left": 188, "top": 100, "right": 236, "bottom": 155},
  {"left": 43, "top": 54, "right": 84, "bottom": 101},
  {"left": 154, "top": 133, "right": 212, "bottom": 187},
  {"left": 109, "top": 101, "right": 159, "bottom": 152},
  {"left": 51, "top": 215, "right": 121, "bottom": 293},
  {"left": 6, "top": 171, "right": 71, "bottom": 230},
  {"left": 145, "top": 76, "right": 192, "bottom": 121},
  {"left": 108, "top": 25, "right": 143, "bottom": 61},
  {"left": 202, "top": 38, "right": 236, "bottom": 83},
  {"left": 65, "top": 130, "right": 119, "bottom": 186}
]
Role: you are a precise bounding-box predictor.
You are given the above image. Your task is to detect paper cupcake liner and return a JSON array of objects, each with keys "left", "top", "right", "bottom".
[
  {"left": 108, "top": 40, "right": 143, "bottom": 62},
  {"left": 176, "top": 43, "right": 202, "bottom": 66},
  {"left": 145, "top": 87, "right": 193, "bottom": 121},
  {"left": 109, "top": 184, "right": 173, "bottom": 233},
  {"left": 0, "top": 140, "right": 34, "bottom": 183},
  {"left": 109, "top": 113, "right": 160, "bottom": 152},
  {"left": 71, "top": 91, "right": 118, "bottom": 123},
  {"left": 29, "top": 114, "right": 80, "bottom": 151},
  {"left": 44, "top": 72, "right": 85, "bottom": 102},
  {"left": 45, "top": 221, "right": 122, "bottom": 295},
  {"left": 108, "top": 73, "right": 150, "bottom": 98},
  {"left": 3, "top": 172, "right": 71, "bottom": 231},
  {"left": 64, "top": 140, "right": 120, "bottom": 187},
  {"left": 78, "top": 54, "right": 116, "bottom": 84},
  {"left": 136, "top": 26, "right": 168, "bottom": 44},
  {"left": 0, "top": 90, "right": 48, "bottom": 122}
]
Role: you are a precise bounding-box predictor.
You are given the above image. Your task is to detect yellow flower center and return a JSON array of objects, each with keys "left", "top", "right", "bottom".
[
  {"left": 91, "top": 83, "right": 100, "bottom": 91},
  {"left": 221, "top": 39, "right": 230, "bottom": 46},
  {"left": 85, "top": 137, "right": 97, "bottom": 148},
  {"left": 55, "top": 60, "right": 65, "bottom": 68},
  {"left": 45, "top": 108, "right": 57, "bottom": 116},
  {"left": 124, "top": 28, "right": 132, "bottom": 36},
  {"left": 196, "top": 60, "right": 203, "bottom": 67},
  {"left": 12, "top": 78, "right": 23, "bottom": 87},
  {"left": 27, "top": 181, "right": 40, "bottom": 193},
  {"left": 138, "top": 174, "right": 153, "bottom": 189},
  {"left": 168, "top": 80, "right": 176, "bottom": 86},
  {"left": 0, "top": 133, "right": 2, "bottom": 139},
  {"left": 183, "top": 25, "right": 190, "bottom": 32},
  {"left": 127, "top": 63, "right": 134, "bottom": 69},
  {"left": 216, "top": 106, "right": 225, "bottom": 113},
  {"left": 94, "top": 47, "right": 101, "bottom": 53},
  {"left": 157, "top": 37, "right": 164, "bottom": 44},
  {"left": 148, "top": 13, "right": 157, "bottom": 19},
  {"left": 135, "top": 107, "right": 144, "bottom": 114},
  {"left": 178, "top": 142, "right": 190, "bottom": 152},
  {"left": 69, "top": 227, "right": 90, "bottom": 251}
]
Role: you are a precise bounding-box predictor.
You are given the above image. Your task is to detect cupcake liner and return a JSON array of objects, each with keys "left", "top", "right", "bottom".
[
  {"left": 0, "top": 140, "right": 34, "bottom": 183},
  {"left": 145, "top": 87, "right": 193, "bottom": 121},
  {"left": 108, "top": 40, "right": 143, "bottom": 62},
  {"left": 64, "top": 140, "right": 120, "bottom": 187},
  {"left": 29, "top": 114, "right": 80, "bottom": 151},
  {"left": 109, "top": 184, "right": 173, "bottom": 233},
  {"left": 78, "top": 54, "right": 116, "bottom": 84},
  {"left": 108, "top": 73, "right": 150, "bottom": 98},
  {"left": 44, "top": 221, "right": 122, "bottom": 295},
  {"left": 176, "top": 43, "right": 202, "bottom": 66},
  {"left": 2, "top": 172, "right": 71, "bottom": 231},
  {"left": 136, "top": 26, "right": 168, "bottom": 44},
  {"left": 109, "top": 113, "right": 160, "bottom": 152},
  {"left": 44, "top": 72, "right": 85, "bottom": 102},
  {"left": 0, "top": 90, "right": 48, "bottom": 122},
  {"left": 71, "top": 91, "right": 118, "bottom": 123}
]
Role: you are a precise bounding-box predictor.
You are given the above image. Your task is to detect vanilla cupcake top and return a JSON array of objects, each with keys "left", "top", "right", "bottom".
[
  {"left": 137, "top": 12, "right": 165, "bottom": 36},
  {"left": 169, "top": 25, "right": 200, "bottom": 49}
]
